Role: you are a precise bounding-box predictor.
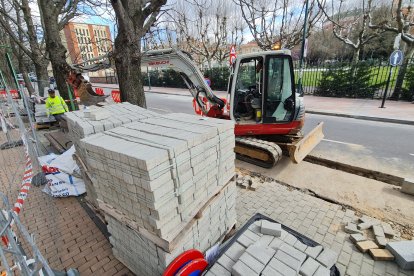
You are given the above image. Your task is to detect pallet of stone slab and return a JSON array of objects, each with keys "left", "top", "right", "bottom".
[
  {"left": 99, "top": 179, "right": 236, "bottom": 253},
  {"left": 64, "top": 102, "right": 159, "bottom": 206},
  {"left": 106, "top": 182, "right": 236, "bottom": 276},
  {"left": 81, "top": 113, "right": 235, "bottom": 240},
  {"left": 203, "top": 213, "right": 340, "bottom": 276}
]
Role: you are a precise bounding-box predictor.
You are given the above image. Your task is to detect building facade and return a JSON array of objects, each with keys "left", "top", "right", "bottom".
[{"left": 61, "top": 22, "right": 113, "bottom": 80}]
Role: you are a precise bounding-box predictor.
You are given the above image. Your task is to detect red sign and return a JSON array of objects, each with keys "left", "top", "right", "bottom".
[
  {"left": 229, "top": 45, "right": 237, "bottom": 65},
  {"left": 148, "top": 60, "right": 169, "bottom": 66}
]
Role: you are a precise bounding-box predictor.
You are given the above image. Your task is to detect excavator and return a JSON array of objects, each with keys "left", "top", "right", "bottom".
[{"left": 69, "top": 48, "right": 324, "bottom": 168}]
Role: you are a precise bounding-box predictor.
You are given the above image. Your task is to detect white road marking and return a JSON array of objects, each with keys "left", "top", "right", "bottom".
[
  {"left": 148, "top": 107, "right": 170, "bottom": 113},
  {"left": 322, "top": 139, "right": 362, "bottom": 147},
  {"left": 409, "top": 153, "right": 414, "bottom": 157}
]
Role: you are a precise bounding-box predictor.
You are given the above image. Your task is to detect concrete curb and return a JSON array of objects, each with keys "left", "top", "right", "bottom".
[
  {"left": 144, "top": 90, "right": 414, "bottom": 126},
  {"left": 145, "top": 90, "right": 192, "bottom": 97},
  {"left": 306, "top": 110, "right": 414, "bottom": 126},
  {"left": 304, "top": 155, "right": 405, "bottom": 187}
]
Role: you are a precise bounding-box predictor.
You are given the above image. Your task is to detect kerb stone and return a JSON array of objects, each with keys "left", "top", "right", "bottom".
[{"left": 386, "top": 241, "right": 414, "bottom": 270}]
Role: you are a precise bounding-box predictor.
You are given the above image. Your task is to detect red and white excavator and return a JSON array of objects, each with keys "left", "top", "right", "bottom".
[{"left": 70, "top": 48, "right": 324, "bottom": 168}]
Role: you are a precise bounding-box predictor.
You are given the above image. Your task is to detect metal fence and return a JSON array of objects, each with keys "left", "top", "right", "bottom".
[{"left": 293, "top": 58, "right": 414, "bottom": 99}]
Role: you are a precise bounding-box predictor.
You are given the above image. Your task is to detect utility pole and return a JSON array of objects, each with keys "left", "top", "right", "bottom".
[{"left": 297, "top": 0, "right": 309, "bottom": 97}]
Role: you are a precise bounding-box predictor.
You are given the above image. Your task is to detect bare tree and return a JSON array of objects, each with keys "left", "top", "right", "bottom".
[
  {"left": 0, "top": 0, "right": 49, "bottom": 95},
  {"left": 169, "top": 0, "right": 243, "bottom": 69},
  {"left": 37, "top": 0, "right": 82, "bottom": 99},
  {"left": 110, "top": 0, "right": 167, "bottom": 107},
  {"left": 236, "top": 0, "right": 322, "bottom": 50},
  {"left": 369, "top": 0, "right": 414, "bottom": 99},
  {"left": 318, "top": 0, "right": 386, "bottom": 64}
]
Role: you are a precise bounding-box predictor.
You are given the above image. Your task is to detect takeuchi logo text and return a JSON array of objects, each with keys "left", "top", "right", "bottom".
[{"left": 148, "top": 60, "right": 169, "bottom": 66}]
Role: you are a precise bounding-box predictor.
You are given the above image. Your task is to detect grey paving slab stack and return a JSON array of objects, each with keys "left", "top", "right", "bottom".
[
  {"left": 64, "top": 102, "right": 159, "bottom": 207},
  {"left": 81, "top": 112, "right": 236, "bottom": 275},
  {"left": 34, "top": 103, "right": 56, "bottom": 123},
  {"left": 204, "top": 219, "right": 339, "bottom": 276},
  {"left": 108, "top": 182, "right": 236, "bottom": 276}
]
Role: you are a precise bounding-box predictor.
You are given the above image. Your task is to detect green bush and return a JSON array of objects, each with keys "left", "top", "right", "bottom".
[
  {"left": 142, "top": 67, "right": 230, "bottom": 91},
  {"left": 315, "top": 62, "right": 383, "bottom": 98},
  {"left": 401, "top": 65, "right": 414, "bottom": 101},
  {"left": 203, "top": 67, "right": 230, "bottom": 91}
]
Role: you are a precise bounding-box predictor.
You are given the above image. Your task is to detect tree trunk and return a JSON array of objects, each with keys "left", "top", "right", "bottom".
[
  {"left": 351, "top": 48, "right": 360, "bottom": 64},
  {"left": 21, "top": 0, "right": 49, "bottom": 96},
  {"left": 34, "top": 61, "right": 49, "bottom": 96},
  {"left": 18, "top": 61, "right": 34, "bottom": 95},
  {"left": 38, "top": 0, "right": 70, "bottom": 99},
  {"left": 391, "top": 46, "right": 414, "bottom": 100},
  {"left": 114, "top": 25, "right": 146, "bottom": 107}
]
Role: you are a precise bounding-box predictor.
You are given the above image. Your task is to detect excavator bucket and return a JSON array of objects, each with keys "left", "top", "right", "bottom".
[{"left": 288, "top": 122, "right": 324, "bottom": 164}]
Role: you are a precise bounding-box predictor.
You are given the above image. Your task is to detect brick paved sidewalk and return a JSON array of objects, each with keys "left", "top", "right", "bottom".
[{"left": 0, "top": 137, "right": 131, "bottom": 275}]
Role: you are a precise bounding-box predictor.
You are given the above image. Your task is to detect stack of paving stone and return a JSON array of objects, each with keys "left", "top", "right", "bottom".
[
  {"left": 34, "top": 103, "right": 55, "bottom": 123},
  {"left": 107, "top": 182, "right": 236, "bottom": 275},
  {"left": 205, "top": 219, "right": 339, "bottom": 276},
  {"left": 81, "top": 113, "right": 236, "bottom": 275},
  {"left": 64, "top": 102, "right": 159, "bottom": 206}
]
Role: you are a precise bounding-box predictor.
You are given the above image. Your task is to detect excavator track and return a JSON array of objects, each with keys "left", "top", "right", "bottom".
[{"left": 235, "top": 137, "right": 283, "bottom": 168}]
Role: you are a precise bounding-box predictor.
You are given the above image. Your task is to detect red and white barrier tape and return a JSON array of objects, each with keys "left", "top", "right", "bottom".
[
  {"left": 1, "top": 143, "right": 33, "bottom": 246},
  {"left": 13, "top": 149, "right": 33, "bottom": 216}
]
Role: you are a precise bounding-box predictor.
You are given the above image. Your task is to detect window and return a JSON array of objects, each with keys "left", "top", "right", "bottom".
[
  {"left": 264, "top": 56, "right": 294, "bottom": 121},
  {"left": 235, "top": 58, "right": 262, "bottom": 91}
]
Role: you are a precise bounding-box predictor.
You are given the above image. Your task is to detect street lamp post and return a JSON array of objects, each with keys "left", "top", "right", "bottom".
[{"left": 297, "top": 0, "right": 309, "bottom": 97}]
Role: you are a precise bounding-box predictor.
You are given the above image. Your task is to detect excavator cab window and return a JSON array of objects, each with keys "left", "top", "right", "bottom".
[
  {"left": 233, "top": 57, "right": 264, "bottom": 122},
  {"left": 263, "top": 55, "right": 295, "bottom": 123}
]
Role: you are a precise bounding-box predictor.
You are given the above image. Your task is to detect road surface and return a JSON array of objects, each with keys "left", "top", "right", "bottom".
[{"left": 145, "top": 92, "right": 414, "bottom": 178}]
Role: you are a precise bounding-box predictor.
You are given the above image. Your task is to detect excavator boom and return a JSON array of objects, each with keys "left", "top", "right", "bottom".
[{"left": 140, "top": 49, "right": 225, "bottom": 114}]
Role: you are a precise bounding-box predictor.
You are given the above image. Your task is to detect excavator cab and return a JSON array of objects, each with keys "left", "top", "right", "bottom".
[{"left": 230, "top": 51, "right": 296, "bottom": 127}]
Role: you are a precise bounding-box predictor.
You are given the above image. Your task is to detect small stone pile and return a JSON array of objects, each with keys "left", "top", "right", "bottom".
[
  {"left": 205, "top": 219, "right": 339, "bottom": 276},
  {"left": 236, "top": 175, "right": 262, "bottom": 191},
  {"left": 343, "top": 214, "right": 414, "bottom": 270},
  {"left": 64, "top": 103, "right": 158, "bottom": 206},
  {"left": 80, "top": 112, "right": 237, "bottom": 275}
]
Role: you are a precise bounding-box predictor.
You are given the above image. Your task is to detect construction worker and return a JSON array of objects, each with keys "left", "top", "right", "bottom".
[{"left": 45, "top": 89, "right": 68, "bottom": 123}]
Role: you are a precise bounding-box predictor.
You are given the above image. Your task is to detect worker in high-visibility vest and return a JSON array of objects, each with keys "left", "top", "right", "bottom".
[{"left": 45, "top": 89, "right": 68, "bottom": 123}]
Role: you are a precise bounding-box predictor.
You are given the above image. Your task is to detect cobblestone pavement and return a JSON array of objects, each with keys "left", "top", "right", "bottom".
[{"left": 235, "top": 179, "right": 414, "bottom": 276}]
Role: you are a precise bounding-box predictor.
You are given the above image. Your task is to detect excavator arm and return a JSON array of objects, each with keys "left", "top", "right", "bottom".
[
  {"left": 140, "top": 48, "right": 225, "bottom": 116},
  {"left": 69, "top": 48, "right": 225, "bottom": 115}
]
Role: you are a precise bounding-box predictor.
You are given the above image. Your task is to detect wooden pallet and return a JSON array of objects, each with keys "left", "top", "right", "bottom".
[
  {"left": 44, "top": 131, "right": 73, "bottom": 153},
  {"left": 35, "top": 122, "right": 53, "bottom": 130}
]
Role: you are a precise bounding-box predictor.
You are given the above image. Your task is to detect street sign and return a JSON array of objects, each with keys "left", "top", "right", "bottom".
[
  {"left": 229, "top": 45, "right": 236, "bottom": 65},
  {"left": 390, "top": 50, "right": 403, "bottom": 66}
]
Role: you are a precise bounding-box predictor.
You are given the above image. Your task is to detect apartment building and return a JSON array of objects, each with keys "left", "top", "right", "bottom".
[{"left": 61, "top": 22, "right": 113, "bottom": 80}]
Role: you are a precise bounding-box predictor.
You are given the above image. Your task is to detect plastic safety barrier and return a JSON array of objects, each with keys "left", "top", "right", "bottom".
[{"left": 111, "top": 90, "right": 121, "bottom": 103}]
